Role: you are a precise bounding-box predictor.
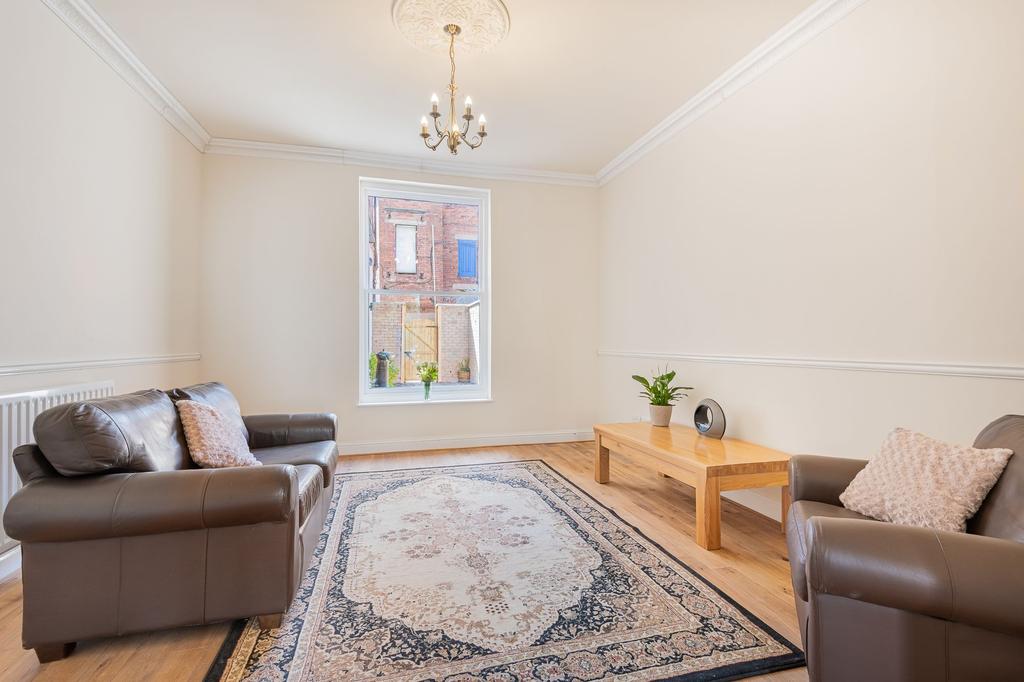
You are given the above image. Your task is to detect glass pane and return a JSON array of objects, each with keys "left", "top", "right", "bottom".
[
  {"left": 368, "top": 293, "right": 481, "bottom": 390},
  {"left": 366, "top": 195, "right": 479, "bottom": 292}
]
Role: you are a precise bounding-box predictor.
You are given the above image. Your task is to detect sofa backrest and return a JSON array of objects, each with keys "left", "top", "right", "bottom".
[
  {"left": 168, "top": 382, "right": 249, "bottom": 444},
  {"left": 968, "top": 415, "right": 1024, "bottom": 542},
  {"left": 33, "top": 389, "right": 191, "bottom": 476}
]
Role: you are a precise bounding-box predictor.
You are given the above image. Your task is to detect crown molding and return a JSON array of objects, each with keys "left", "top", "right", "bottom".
[
  {"left": 598, "top": 349, "right": 1024, "bottom": 381},
  {"left": 204, "top": 138, "right": 599, "bottom": 187},
  {"left": 40, "top": 0, "right": 210, "bottom": 151},
  {"left": 0, "top": 353, "right": 201, "bottom": 377},
  {"left": 595, "top": 0, "right": 870, "bottom": 185},
  {"left": 43, "top": 0, "right": 869, "bottom": 187}
]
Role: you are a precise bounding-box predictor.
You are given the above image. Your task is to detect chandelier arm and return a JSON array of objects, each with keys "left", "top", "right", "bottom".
[
  {"left": 423, "top": 131, "right": 447, "bottom": 151},
  {"left": 433, "top": 114, "right": 445, "bottom": 136},
  {"left": 463, "top": 135, "right": 483, "bottom": 150}
]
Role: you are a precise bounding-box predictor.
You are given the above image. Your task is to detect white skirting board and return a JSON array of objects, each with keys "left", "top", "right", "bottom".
[
  {"left": 338, "top": 430, "right": 595, "bottom": 456},
  {"left": 0, "top": 546, "right": 20, "bottom": 581}
]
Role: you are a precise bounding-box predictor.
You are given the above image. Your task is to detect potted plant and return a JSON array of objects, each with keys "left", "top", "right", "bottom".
[
  {"left": 417, "top": 361, "right": 438, "bottom": 400},
  {"left": 632, "top": 368, "right": 692, "bottom": 427},
  {"left": 457, "top": 358, "right": 472, "bottom": 383}
]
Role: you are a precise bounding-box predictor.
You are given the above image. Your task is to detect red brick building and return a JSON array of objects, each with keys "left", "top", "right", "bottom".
[{"left": 368, "top": 197, "right": 479, "bottom": 299}]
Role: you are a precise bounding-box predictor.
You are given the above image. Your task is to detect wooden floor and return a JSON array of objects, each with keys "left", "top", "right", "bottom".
[{"left": 0, "top": 442, "right": 807, "bottom": 681}]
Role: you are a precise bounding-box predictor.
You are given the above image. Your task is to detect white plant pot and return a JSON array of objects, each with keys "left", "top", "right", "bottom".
[{"left": 649, "top": 405, "right": 673, "bottom": 427}]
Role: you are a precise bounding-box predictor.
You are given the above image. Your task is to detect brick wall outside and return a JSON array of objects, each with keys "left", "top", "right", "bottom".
[
  {"left": 369, "top": 300, "right": 403, "bottom": 380},
  {"left": 437, "top": 304, "right": 474, "bottom": 383},
  {"left": 439, "top": 204, "right": 480, "bottom": 292}
]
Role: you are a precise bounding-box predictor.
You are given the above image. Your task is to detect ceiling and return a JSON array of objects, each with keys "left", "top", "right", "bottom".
[{"left": 88, "top": 0, "right": 812, "bottom": 175}]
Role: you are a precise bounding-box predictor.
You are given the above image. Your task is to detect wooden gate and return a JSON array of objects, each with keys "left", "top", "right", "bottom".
[{"left": 402, "top": 316, "right": 438, "bottom": 381}]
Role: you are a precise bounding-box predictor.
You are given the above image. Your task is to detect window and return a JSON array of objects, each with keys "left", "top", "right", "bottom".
[
  {"left": 359, "top": 178, "right": 490, "bottom": 405},
  {"left": 395, "top": 225, "right": 418, "bottom": 274},
  {"left": 457, "top": 239, "right": 477, "bottom": 278}
]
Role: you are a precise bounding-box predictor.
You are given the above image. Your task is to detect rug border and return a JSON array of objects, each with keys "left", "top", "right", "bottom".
[{"left": 203, "top": 458, "right": 805, "bottom": 682}]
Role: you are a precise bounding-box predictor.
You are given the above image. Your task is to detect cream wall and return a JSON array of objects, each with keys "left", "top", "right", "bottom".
[
  {"left": 0, "top": 1, "right": 203, "bottom": 396},
  {"left": 8, "top": 0, "right": 1022, "bottom": 523},
  {"left": 596, "top": 0, "right": 1024, "bottom": 518},
  {"left": 200, "top": 155, "right": 600, "bottom": 449}
]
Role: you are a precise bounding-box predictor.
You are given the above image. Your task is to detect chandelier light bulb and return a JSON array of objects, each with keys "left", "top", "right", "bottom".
[{"left": 464, "top": 96, "right": 472, "bottom": 112}]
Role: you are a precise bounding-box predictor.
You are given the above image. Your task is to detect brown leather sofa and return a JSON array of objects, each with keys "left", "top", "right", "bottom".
[
  {"left": 786, "top": 415, "right": 1024, "bottom": 681},
  {"left": 3, "top": 382, "right": 338, "bottom": 663}
]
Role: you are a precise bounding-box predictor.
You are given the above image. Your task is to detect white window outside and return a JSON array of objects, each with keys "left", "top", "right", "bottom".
[
  {"left": 394, "top": 224, "right": 417, "bottom": 274},
  {"left": 359, "top": 177, "right": 491, "bottom": 405}
]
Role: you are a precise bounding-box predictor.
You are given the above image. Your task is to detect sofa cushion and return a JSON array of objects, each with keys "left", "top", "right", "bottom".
[
  {"left": 176, "top": 400, "right": 262, "bottom": 469},
  {"left": 839, "top": 428, "right": 1012, "bottom": 533},
  {"left": 786, "top": 500, "right": 872, "bottom": 602},
  {"left": 968, "top": 415, "right": 1024, "bottom": 542},
  {"left": 253, "top": 441, "right": 338, "bottom": 488},
  {"left": 168, "top": 382, "right": 248, "bottom": 444},
  {"left": 34, "top": 389, "right": 190, "bottom": 476},
  {"left": 295, "top": 464, "right": 324, "bottom": 524}
]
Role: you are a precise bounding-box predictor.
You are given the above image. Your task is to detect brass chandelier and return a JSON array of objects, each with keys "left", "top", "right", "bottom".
[{"left": 419, "top": 24, "right": 487, "bottom": 154}]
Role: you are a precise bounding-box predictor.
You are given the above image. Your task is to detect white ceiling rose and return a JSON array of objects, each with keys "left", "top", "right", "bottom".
[{"left": 392, "top": 0, "right": 511, "bottom": 54}]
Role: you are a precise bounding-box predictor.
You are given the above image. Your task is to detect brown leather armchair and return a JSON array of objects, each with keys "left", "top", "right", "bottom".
[
  {"left": 786, "top": 415, "right": 1024, "bottom": 681},
  {"left": 3, "top": 383, "right": 338, "bottom": 663}
]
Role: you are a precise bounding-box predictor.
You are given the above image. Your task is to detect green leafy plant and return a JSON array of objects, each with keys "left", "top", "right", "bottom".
[
  {"left": 417, "top": 361, "right": 439, "bottom": 399},
  {"left": 458, "top": 358, "right": 471, "bottom": 372},
  {"left": 632, "top": 367, "right": 692, "bottom": 406},
  {"left": 416, "top": 361, "right": 439, "bottom": 384}
]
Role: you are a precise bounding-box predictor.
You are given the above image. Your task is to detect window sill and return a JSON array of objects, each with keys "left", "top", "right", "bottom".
[{"left": 357, "top": 397, "right": 493, "bottom": 407}]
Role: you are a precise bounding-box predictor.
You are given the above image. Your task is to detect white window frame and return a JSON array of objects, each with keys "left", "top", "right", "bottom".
[{"left": 358, "top": 177, "right": 491, "bottom": 405}]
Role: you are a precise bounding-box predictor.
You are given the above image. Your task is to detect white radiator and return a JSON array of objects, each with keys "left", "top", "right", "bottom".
[{"left": 0, "top": 381, "right": 115, "bottom": 555}]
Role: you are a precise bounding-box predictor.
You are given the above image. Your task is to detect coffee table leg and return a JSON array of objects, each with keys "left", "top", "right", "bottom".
[
  {"left": 695, "top": 473, "right": 721, "bottom": 550},
  {"left": 594, "top": 437, "right": 610, "bottom": 484}
]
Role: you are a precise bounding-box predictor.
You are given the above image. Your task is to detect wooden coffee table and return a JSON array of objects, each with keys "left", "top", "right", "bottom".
[{"left": 593, "top": 422, "right": 791, "bottom": 550}]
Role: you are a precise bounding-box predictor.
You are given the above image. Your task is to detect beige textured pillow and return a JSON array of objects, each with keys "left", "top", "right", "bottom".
[
  {"left": 840, "top": 427, "right": 1012, "bottom": 533},
  {"left": 176, "top": 400, "right": 262, "bottom": 468}
]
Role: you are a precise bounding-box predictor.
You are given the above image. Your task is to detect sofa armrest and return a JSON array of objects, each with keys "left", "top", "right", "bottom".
[
  {"left": 244, "top": 413, "right": 337, "bottom": 447},
  {"left": 3, "top": 464, "right": 298, "bottom": 544},
  {"left": 807, "top": 517, "right": 1024, "bottom": 638},
  {"left": 789, "top": 454, "right": 867, "bottom": 505}
]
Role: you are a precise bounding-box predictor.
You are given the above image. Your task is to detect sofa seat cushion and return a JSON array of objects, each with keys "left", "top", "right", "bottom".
[
  {"left": 786, "top": 500, "right": 872, "bottom": 601},
  {"left": 253, "top": 441, "right": 338, "bottom": 489},
  {"left": 295, "top": 464, "right": 323, "bottom": 524}
]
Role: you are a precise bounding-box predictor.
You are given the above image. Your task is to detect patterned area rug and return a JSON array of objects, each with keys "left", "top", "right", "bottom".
[{"left": 206, "top": 461, "right": 803, "bottom": 681}]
